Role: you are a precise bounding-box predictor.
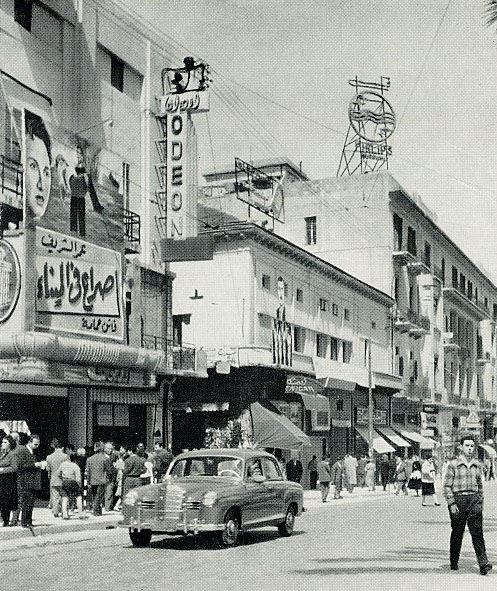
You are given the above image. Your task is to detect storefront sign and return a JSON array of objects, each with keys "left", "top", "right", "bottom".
[
  {"left": 0, "top": 239, "right": 21, "bottom": 323},
  {"left": 285, "top": 376, "right": 323, "bottom": 395},
  {"left": 159, "top": 92, "right": 210, "bottom": 114},
  {"left": 35, "top": 229, "right": 123, "bottom": 341},
  {"left": 166, "top": 114, "right": 190, "bottom": 239},
  {"left": 356, "top": 406, "right": 387, "bottom": 425}
]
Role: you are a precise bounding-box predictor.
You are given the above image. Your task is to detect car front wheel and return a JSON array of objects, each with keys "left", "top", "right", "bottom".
[
  {"left": 218, "top": 509, "right": 240, "bottom": 547},
  {"left": 278, "top": 505, "right": 296, "bottom": 537},
  {"left": 129, "top": 528, "right": 152, "bottom": 547}
]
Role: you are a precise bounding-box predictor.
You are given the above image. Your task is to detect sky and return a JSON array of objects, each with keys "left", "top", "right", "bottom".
[{"left": 122, "top": 0, "right": 497, "bottom": 281}]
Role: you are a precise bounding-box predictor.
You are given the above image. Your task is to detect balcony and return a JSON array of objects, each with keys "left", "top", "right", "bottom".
[
  {"left": 1, "top": 155, "right": 23, "bottom": 208},
  {"left": 406, "top": 309, "right": 430, "bottom": 336},
  {"left": 124, "top": 209, "right": 141, "bottom": 254},
  {"left": 443, "top": 332, "right": 460, "bottom": 351},
  {"left": 407, "top": 257, "right": 431, "bottom": 276},
  {"left": 443, "top": 283, "right": 490, "bottom": 321},
  {"left": 392, "top": 249, "right": 416, "bottom": 266},
  {"left": 141, "top": 334, "right": 197, "bottom": 372},
  {"left": 433, "top": 264, "right": 444, "bottom": 283}
]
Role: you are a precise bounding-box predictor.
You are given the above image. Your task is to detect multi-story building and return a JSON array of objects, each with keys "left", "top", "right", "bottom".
[
  {"left": 171, "top": 211, "right": 402, "bottom": 481},
  {"left": 276, "top": 171, "right": 497, "bottom": 452},
  {"left": 0, "top": 0, "right": 206, "bottom": 454}
]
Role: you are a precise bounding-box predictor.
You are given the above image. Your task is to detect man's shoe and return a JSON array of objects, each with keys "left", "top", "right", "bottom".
[
  {"left": 450, "top": 565, "right": 458, "bottom": 571},
  {"left": 480, "top": 564, "right": 493, "bottom": 576}
]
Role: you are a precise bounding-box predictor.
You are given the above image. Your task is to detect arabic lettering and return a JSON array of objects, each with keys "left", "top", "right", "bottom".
[
  {"left": 40, "top": 233, "right": 86, "bottom": 258},
  {"left": 37, "top": 261, "right": 117, "bottom": 313},
  {"left": 81, "top": 317, "right": 118, "bottom": 334}
]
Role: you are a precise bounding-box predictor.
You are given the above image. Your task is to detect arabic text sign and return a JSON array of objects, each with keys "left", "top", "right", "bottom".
[{"left": 35, "top": 229, "right": 123, "bottom": 340}]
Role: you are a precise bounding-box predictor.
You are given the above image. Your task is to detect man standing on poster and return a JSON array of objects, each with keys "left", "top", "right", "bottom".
[{"left": 68, "top": 145, "right": 104, "bottom": 237}]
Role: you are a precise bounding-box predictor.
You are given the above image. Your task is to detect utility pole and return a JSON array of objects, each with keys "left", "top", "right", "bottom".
[{"left": 368, "top": 339, "right": 374, "bottom": 458}]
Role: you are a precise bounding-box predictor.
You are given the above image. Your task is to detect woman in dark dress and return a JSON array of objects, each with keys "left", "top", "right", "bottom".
[{"left": 0, "top": 435, "right": 17, "bottom": 526}]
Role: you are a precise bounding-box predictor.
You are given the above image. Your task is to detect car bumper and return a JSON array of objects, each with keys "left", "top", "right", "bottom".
[{"left": 121, "top": 506, "right": 221, "bottom": 534}]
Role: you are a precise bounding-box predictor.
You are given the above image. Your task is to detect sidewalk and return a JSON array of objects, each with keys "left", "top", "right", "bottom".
[
  {"left": 0, "top": 507, "right": 122, "bottom": 541},
  {"left": 303, "top": 483, "right": 411, "bottom": 509}
]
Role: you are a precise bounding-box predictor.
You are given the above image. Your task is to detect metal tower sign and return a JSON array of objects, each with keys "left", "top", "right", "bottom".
[{"left": 337, "top": 76, "right": 396, "bottom": 176}]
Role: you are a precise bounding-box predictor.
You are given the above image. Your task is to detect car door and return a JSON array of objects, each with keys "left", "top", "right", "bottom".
[
  {"left": 243, "top": 458, "right": 273, "bottom": 527},
  {"left": 260, "top": 457, "right": 286, "bottom": 522}
]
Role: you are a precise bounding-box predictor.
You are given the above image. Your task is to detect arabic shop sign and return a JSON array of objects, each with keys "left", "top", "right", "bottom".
[
  {"left": 158, "top": 92, "right": 210, "bottom": 114},
  {"left": 35, "top": 229, "right": 123, "bottom": 341},
  {"left": 0, "top": 239, "right": 21, "bottom": 323}
]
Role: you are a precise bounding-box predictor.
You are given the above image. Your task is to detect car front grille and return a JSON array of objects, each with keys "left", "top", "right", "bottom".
[
  {"left": 184, "top": 500, "right": 201, "bottom": 510},
  {"left": 139, "top": 500, "right": 156, "bottom": 510}
]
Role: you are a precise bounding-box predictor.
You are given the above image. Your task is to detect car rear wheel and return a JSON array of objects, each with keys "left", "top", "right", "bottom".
[
  {"left": 129, "top": 528, "right": 152, "bottom": 547},
  {"left": 278, "top": 505, "right": 296, "bottom": 537},
  {"left": 218, "top": 509, "right": 240, "bottom": 547}
]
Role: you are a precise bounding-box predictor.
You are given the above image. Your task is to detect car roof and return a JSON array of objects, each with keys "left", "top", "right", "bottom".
[{"left": 172, "top": 448, "right": 275, "bottom": 461}]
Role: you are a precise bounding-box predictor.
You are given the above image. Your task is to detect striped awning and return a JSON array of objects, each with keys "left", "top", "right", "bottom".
[
  {"left": 90, "top": 389, "right": 161, "bottom": 405},
  {"left": 355, "top": 425, "right": 395, "bottom": 454},
  {"left": 377, "top": 426, "right": 411, "bottom": 448}
]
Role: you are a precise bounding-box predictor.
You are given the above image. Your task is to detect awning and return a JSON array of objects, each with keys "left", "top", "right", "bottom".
[
  {"left": 392, "top": 424, "right": 435, "bottom": 448},
  {"left": 250, "top": 402, "right": 311, "bottom": 450},
  {"left": 299, "top": 393, "right": 330, "bottom": 431},
  {"left": 313, "top": 357, "right": 370, "bottom": 391},
  {"left": 479, "top": 444, "right": 497, "bottom": 458},
  {"left": 355, "top": 425, "right": 395, "bottom": 454},
  {"left": 90, "top": 389, "right": 161, "bottom": 405},
  {"left": 376, "top": 426, "right": 411, "bottom": 448},
  {"left": 0, "top": 420, "right": 30, "bottom": 435}
]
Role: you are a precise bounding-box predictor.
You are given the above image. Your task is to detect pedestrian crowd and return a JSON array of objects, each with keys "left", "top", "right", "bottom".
[{"left": 0, "top": 432, "right": 173, "bottom": 531}]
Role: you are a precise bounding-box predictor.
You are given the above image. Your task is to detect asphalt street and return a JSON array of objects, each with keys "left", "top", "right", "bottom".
[{"left": 2, "top": 482, "right": 497, "bottom": 591}]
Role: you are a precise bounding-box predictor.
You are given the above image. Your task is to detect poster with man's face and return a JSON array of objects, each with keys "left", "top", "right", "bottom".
[{"left": 23, "top": 109, "right": 123, "bottom": 253}]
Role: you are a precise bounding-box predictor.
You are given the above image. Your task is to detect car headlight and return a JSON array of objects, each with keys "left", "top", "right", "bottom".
[
  {"left": 124, "top": 490, "right": 140, "bottom": 506},
  {"left": 202, "top": 491, "right": 218, "bottom": 507}
]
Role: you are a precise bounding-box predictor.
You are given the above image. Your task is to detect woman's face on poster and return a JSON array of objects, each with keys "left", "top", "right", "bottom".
[{"left": 25, "top": 133, "right": 52, "bottom": 220}]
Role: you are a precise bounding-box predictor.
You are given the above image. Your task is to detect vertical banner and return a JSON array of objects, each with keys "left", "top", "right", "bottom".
[{"left": 166, "top": 112, "right": 187, "bottom": 239}]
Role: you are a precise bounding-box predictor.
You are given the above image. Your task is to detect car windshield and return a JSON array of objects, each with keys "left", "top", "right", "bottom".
[{"left": 168, "top": 456, "right": 243, "bottom": 479}]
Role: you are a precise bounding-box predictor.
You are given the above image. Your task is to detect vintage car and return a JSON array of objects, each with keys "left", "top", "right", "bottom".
[{"left": 121, "top": 448, "right": 303, "bottom": 548}]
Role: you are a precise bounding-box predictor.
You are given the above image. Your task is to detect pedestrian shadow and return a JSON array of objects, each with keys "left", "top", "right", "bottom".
[
  {"left": 416, "top": 517, "right": 497, "bottom": 533},
  {"left": 138, "top": 529, "right": 306, "bottom": 551},
  {"left": 292, "top": 545, "right": 497, "bottom": 576}
]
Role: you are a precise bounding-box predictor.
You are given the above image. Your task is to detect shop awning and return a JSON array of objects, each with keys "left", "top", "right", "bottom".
[
  {"left": 479, "top": 444, "right": 497, "bottom": 457},
  {"left": 313, "top": 357, "right": 370, "bottom": 391},
  {"left": 392, "top": 424, "right": 435, "bottom": 448},
  {"left": 250, "top": 402, "right": 311, "bottom": 451},
  {"left": 376, "top": 426, "right": 411, "bottom": 448},
  {"left": 355, "top": 425, "right": 395, "bottom": 454},
  {"left": 90, "top": 389, "right": 161, "bottom": 405},
  {"left": 0, "top": 420, "right": 30, "bottom": 435},
  {"left": 299, "top": 393, "right": 330, "bottom": 430}
]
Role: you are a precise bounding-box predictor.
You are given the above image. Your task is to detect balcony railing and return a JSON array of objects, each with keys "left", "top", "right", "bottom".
[
  {"left": 443, "top": 284, "right": 490, "bottom": 320},
  {"left": 406, "top": 309, "right": 430, "bottom": 334},
  {"left": 141, "top": 334, "right": 197, "bottom": 371},
  {"left": 1, "top": 155, "right": 23, "bottom": 206},
  {"left": 124, "top": 208, "right": 141, "bottom": 244}
]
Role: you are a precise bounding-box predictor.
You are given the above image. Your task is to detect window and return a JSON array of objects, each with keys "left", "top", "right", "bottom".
[
  {"left": 122, "top": 162, "right": 130, "bottom": 209},
  {"left": 111, "top": 54, "right": 125, "bottom": 92},
  {"left": 336, "top": 398, "right": 344, "bottom": 412},
  {"left": 319, "top": 298, "right": 328, "bottom": 312},
  {"left": 14, "top": 0, "right": 32, "bottom": 31},
  {"left": 407, "top": 226, "right": 417, "bottom": 256},
  {"left": 398, "top": 356, "right": 404, "bottom": 376},
  {"left": 305, "top": 216, "right": 317, "bottom": 245},
  {"left": 424, "top": 242, "right": 431, "bottom": 267},
  {"left": 293, "top": 326, "right": 306, "bottom": 353},
  {"left": 441, "top": 258, "right": 445, "bottom": 284},
  {"left": 332, "top": 303, "right": 338, "bottom": 316},
  {"left": 344, "top": 308, "right": 350, "bottom": 321},
  {"left": 412, "top": 360, "right": 418, "bottom": 383},
  {"left": 393, "top": 213, "right": 403, "bottom": 250},
  {"left": 330, "top": 337, "right": 338, "bottom": 360},
  {"left": 316, "top": 333, "right": 327, "bottom": 358},
  {"left": 262, "top": 274, "right": 271, "bottom": 290},
  {"left": 451, "top": 266, "right": 458, "bottom": 289},
  {"left": 459, "top": 273, "right": 466, "bottom": 294},
  {"left": 261, "top": 457, "right": 283, "bottom": 481},
  {"left": 393, "top": 275, "right": 399, "bottom": 302},
  {"left": 4, "top": 106, "right": 22, "bottom": 163},
  {"left": 342, "top": 341, "right": 352, "bottom": 363},
  {"left": 467, "top": 281, "right": 473, "bottom": 300},
  {"left": 96, "top": 403, "right": 129, "bottom": 427},
  {"left": 485, "top": 297, "right": 489, "bottom": 309},
  {"left": 296, "top": 288, "right": 303, "bottom": 303}
]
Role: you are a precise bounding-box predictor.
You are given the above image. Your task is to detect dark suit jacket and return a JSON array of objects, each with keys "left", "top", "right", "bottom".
[
  {"left": 86, "top": 452, "right": 108, "bottom": 486},
  {"left": 15, "top": 445, "right": 42, "bottom": 490}
]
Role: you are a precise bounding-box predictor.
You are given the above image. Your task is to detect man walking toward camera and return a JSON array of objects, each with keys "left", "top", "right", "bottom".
[{"left": 443, "top": 434, "right": 492, "bottom": 575}]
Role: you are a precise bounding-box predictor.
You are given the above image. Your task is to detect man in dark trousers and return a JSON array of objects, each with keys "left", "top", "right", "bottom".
[
  {"left": 308, "top": 455, "right": 318, "bottom": 490},
  {"left": 153, "top": 441, "right": 173, "bottom": 482},
  {"left": 15, "top": 434, "right": 45, "bottom": 530},
  {"left": 286, "top": 457, "right": 303, "bottom": 483},
  {"left": 443, "top": 434, "right": 492, "bottom": 575},
  {"left": 85, "top": 442, "right": 107, "bottom": 516}
]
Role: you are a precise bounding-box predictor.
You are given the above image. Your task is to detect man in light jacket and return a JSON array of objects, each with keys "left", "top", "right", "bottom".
[
  {"left": 317, "top": 456, "right": 331, "bottom": 502},
  {"left": 46, "top": 439, "right": 68, "bottom": 517},
  {"left": 85, "top": 442, "right": 107, "bottom": 516}
]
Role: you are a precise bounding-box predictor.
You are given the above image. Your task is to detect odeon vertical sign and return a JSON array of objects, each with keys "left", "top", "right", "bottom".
[{"left": 158, "top": 57, "right": 210, "bottom": 241}]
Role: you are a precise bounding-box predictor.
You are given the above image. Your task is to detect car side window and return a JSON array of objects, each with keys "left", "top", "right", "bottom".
[
  {"left": 262, "top": 458, "right": 283, "bottom": 481},
  {"left": 246, "top": 459, "right": 263, "bottom": 479}
]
